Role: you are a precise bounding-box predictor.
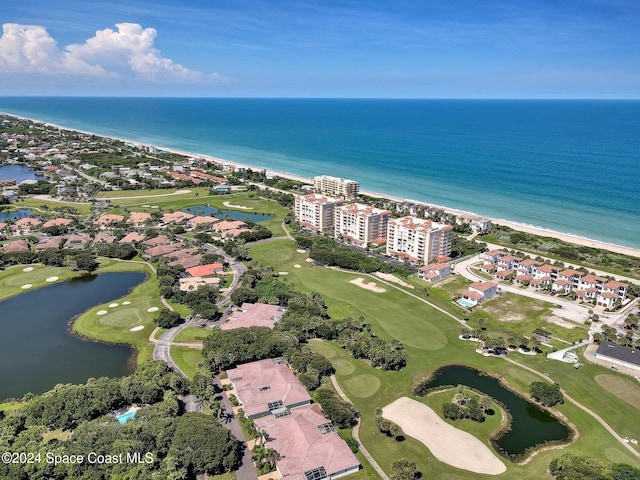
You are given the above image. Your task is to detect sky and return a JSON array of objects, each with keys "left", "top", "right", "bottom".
[{"left": 0, "top": 0, "right": 639, "bottom": 98}]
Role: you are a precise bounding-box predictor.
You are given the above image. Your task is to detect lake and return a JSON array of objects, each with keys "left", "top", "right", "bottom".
[
  {"left": 182, "top": 205, "right": 274, "bottom": 222},
  {"left": 0, "top": 208, "right": 33, "bottom": 222},
  {"left": 0, "top": 272, "right": 145, "bottom": 401},
  {"left": 415, "top": 365, "right": 571, "bottom": 458},
  {"left": 0, "top": 164, "right": 46, "bottom": 183}
]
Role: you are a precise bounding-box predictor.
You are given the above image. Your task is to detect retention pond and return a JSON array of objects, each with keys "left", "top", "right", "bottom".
[
  {"left": 414, "top": 364, "right": 572, "bottom": 459},
  {"left": 0, "top": 272, "right": 145, "bottom": 401}
]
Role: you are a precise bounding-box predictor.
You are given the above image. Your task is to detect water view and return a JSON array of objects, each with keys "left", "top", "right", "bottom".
[
  {"left": 0, "top": 164, "right": 45, "bottom": 183},
  {"left": 0, "top": 272, "right": 145, "bottom": 401},
  {"left": 0, "top": 208, "right": 33, "bottom": 222},
  {"left": 182, "top": 205, "right": 274, "bottom": 222},
  {"left": 416, "top": 365, "right": 571, "bottom": 458}
]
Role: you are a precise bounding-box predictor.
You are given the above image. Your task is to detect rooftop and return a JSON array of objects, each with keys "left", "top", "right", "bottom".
[{"left": 596, "top": 341, "right": 640, "bottom": 367}]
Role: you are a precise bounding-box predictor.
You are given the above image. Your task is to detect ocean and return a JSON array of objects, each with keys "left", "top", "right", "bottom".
[{"left": 1, "top": 97, "right": 639, "bottom": 248}]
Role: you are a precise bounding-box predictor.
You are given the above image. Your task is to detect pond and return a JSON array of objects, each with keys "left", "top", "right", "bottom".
[
  {"left": 0, "top": 164, "right": 46, "bottom": 183},
  {"left": 0, "top": 272, "right": 146, "bottom": 401},
  {"left": 182, "top": 205, "right": 274, "bottom": 222},
  {"left": 415, "top": 364, "right": 571, "bottom": 459},
  {"left": 0, "top": 208, "right": 33, "bottom": 222}
]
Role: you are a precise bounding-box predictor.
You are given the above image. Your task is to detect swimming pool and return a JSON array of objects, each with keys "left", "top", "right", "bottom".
[
  {"left": 457, "top": 298, "right": 476, "bottom": 308},
  {"left": 116, "top": 411, "right": 137, "bottom": 424}
]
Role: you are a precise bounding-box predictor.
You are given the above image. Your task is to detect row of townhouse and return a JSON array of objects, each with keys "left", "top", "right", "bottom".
[
  {"left": 481, "top": 250, "right": 629, "bottom": 309},
  {"left": 294, "top": 194, "right": 453, "bottom": 264}
]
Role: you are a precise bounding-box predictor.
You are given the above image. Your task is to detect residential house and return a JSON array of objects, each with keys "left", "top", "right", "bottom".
[
  {"left": 460, "top": 281, "right": 498, "bottom": 306},
  {"left": 2, "top": 239, "right": 30, "bottom": 254},
  {"left": 417, "top": 263, "right": 451, "bottom": 282},
  {"left": 597, "top": 281, "right": 629, "bottom": 309},
  {"left": 42, "top": 218, "right": 73, "bottom": 229},
  {"left": 142, "top": 235, "right": 171, "bottom": 247},
  {"left": 64, "top": 233, "right": 90, "bottom": 249},
  {"left": 220, "top": 303, "right": 286, "bottom": 331},
  {"left": 35, "top": 236, "right": 64, "bottom": 250},
  {"left": 126, "top": 212, "right": 152, "bottom": 227},
  {"left": 187, "top": 215, "right": 219, "bottom": 229},
  {"left": 253, "top": 403, "right": 360, "bottom": 480},
  {"left": 185, "top": 263, "right": 224, "bottom": 277},
  {"left": 482, "top": 249, "right": 509, "bottom": 264},
  {"left": 12, "top": 217, "right": 41, "bottom": 235},
  {"left": 119, "top": 232, "right": 146, "bottom": 244},
  {"left": 226, "top": 358, "right": 312, "bottom": 419},
  {"left": 94, "top": 214, "right": 125, "bottom": 227}
]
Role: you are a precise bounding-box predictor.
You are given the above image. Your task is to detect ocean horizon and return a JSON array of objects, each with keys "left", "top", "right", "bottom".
[{"left": 1, "top": 97, "right": 639, "bottom": 249}]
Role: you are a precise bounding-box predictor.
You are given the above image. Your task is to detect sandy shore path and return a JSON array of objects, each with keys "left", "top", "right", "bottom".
[{"left": 383, "top": 397, "right": 506, "bottom": 475}]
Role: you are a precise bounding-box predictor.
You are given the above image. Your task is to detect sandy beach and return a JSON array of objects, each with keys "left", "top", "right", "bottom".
[{"left": 4, "top": 111, "right": 640, "bottom": 259}]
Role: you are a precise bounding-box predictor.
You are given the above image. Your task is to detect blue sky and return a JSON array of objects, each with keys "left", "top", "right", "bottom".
[{"left": 1, "top": 0, "right": 639, "bottom": 97}]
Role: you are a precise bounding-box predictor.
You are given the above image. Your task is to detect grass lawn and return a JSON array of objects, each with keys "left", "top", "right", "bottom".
[
  {"left": 174, "top": 326, "right": 208, "bottom": 344},
  {"left": 170, "top": 346, "right": 203, "bottom": 380},
  {"left": 17, "top": 196, "right": 93, "bottom": 216},
  {"left": 250, "top": 239, "right": 640, "bottom": 479},
  {"left": 0, "top": 264, "right": 77, "bottom": 301},
  {"left": 102, "top": 190, "right": 290, "bottom": 236},
  {"left": 71, "top": 258, "right": 161, "bottom": 365},
  {"left": 96, "top": 188, "right": 205, "bottom": 199},
  {"left": 0, "top": 401, "right": 25, "bottom": 412},
  {"left": 594, "top": 375, "right": 640, "bottom": 410}
]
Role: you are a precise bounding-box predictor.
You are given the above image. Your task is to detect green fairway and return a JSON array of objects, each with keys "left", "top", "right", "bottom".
[
  {"left": 0, "top": 264, "right": 75, "bottom": 301},
  {"left": 251, "top": 239, "right": 640, "bottom": 478},
  {"left": 170, "top": 346, "right": 203, "bottom": 380},
  {"left": 594, "top": 374, "right": 640, "bottom": 410},
  {"left": 18, "top": 197, "right": 93, "bottom": 216}
]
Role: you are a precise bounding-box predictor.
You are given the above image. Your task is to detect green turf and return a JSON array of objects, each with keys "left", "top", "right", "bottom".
[
  {"left": 173, "top": 326, "right": 208, "bottom": 344},
  {"left": 170, "top": 346, "right": 203, "bottom": 380},
  {"left": 0, "top": 264, "right": 75, "bottom": 301},
  {"left": 594, "top": 374, "right": 640, "bottom": 410},
  {"left": 250, "top": 239, "right": 640, "bottom": 479}
]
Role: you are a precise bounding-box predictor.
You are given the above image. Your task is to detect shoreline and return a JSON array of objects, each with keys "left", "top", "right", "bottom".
[{"left": 3, "top": 110, "right": 640, "bottom": 259}]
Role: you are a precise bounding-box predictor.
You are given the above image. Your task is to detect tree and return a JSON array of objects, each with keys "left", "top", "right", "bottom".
[
  {"left": 391, "top": 459, "right": 418, "bottom": 480},
  {"left": 530, "top": 382, "right": 564, "bottom": 407},
  {"left": 170, "top": 413, "right": 243, "bottom": 476},
  {"left": 154, "top": 309, "right": 182, "bottom": 328}
]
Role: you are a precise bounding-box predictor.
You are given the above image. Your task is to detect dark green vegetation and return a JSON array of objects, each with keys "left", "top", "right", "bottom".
[
  {"left": 0, "top": 362, "right": 243, "bottom": 479},
  {"left": 1, "top": 247, "right": 98, "bottom": 272},
  {"left": 442, "top": 386, "right": 493, "bottom": 423},
  {"left": 154, "top": 309, "right": 182, "bottom": 328},
  {"left": 481, "top": 225, "right": 640, "bottom": 281},
  {"left": 530, "top": 381, "right": 564, "bottom": 407},
  {"left": 550, "top": 453, "right": 640, "bottom": 480}
]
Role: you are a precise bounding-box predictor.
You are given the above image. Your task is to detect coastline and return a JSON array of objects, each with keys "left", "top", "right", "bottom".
[{"left": 3, "top": 110, "right": 640, "bottom": 259}]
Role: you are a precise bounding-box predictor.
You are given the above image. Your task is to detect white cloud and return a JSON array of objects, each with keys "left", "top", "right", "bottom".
[{"left": 0, "top": 22, "right": 220, "bottom": 81}]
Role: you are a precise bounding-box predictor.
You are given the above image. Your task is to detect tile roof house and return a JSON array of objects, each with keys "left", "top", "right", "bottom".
[
  {"left": 227, "top": 358, "right": 312, "bottom": 419},
  {"left": 42, "top": 218, "right": 73, "bottom": 229},
  {"left": 213, "top": 220, "right": 247, "bottom": 232},
  {"left": 126, "top": 212, "right": 152, "bottom": 227},
  {"left": 2, "top": 239, "right": 30, "bottom": 253},
  {"left": 460, "top": 281, "right": 498, "bottom": 306},
  {"left": 254, "top": 403, "right": 360, "bottom": 480},
  {"left": 35, "top": 236, "right": 64, "bottom": 250},
  {"left": 161, "top": 211, "right": 194, "bottom": 224},
  {"left": 142, "top": 235, "right": 172, "bottom": 247},
  {"left": 94, "top": 214, "right": 125, "bottom": 226},
  {"left": 64, "top": 233, "right": 91, "bottom": 249},
  {"left": 143, "top": 242, "right": 184, "bottom": 259},
  {"left": 178, "top": 276, "right": 220, "bottom": 291},
  {"left": 185, "top": 263, "right": 224, "bottom": 277},
  {"left": 220, "top": 303, "right": 286, "bottom": 330},
  {"left": 12, "top": 217, "right": 42, "bottom": 235},
  {"left": 187, "top": 215, "right": 219, "bottom": 228},
  {"left": 417, "top": 263, "right": 451, "bottom": 282},
  {"left": 119, "top": 232, "right": 146, "bottom": 244},
  {"left": 94, "top": 232, "right": 116, "bottom": 244}
]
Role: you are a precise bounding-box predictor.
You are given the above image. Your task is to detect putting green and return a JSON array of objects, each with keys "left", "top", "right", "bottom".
[
  {"left": 343, "top": 374, "right": 381, "bottom": 398},
  {"left": 332, "top": 358, "right": 356, "bottom": 375},
  {"left": 97, "top": 307, "right": 145, "bottom": 327},
  {"left": 594, "top": 374, "right": 640, "bottom": 410}
]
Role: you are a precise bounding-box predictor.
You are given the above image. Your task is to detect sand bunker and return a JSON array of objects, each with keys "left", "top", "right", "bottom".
[
  {"left": 223, "top": 201, "right": 253, "bottom": 210},
  {"left": 383, "top": 397, "right": 506, "bottom": 475},
  {"left": 175, "top": 189, "right": 191, "bottom": 194},
  {"left": 122, "top": 301, "right": 131, "bottom": 305},
  {"left": 147, "top": 307, "right": 159, "bottom": 312},
  {"left": 151, "top": 206, "right": 159, "bottom": 208},
  {"left": 45, "top": 276, "right": 59, "bottom": 282},
  {"left": 350, "top": 278, "right": 386, "bottom": 293},
  {"left": 305, "top": 258, "right": 314, "bottom": 263},
  {"left": 109, "top": 303, "right": 119, "bottom": 308},
  {"left": 278, "top": 272, "right": 289, "bottom": 275},
  {"left": 96, "top": 310, "right": 108, "bottom": 316},
  {"left": 22, "top": 267, "right": 34, "bottom": 272},
  {"left": 21, "top": 284, "right": 32, "bottom": 289},
  {"left": 374, "top": 271, "right": 415, "bottom": 289},
  {"left": 296, "top": 249, "right": 306, "bottom": 253},
  {"left": 293, "top": 264, "right": 302, "bottom": 268},
  {"left": 129, "top": 325, "right": 144, "bottom": 332}
]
